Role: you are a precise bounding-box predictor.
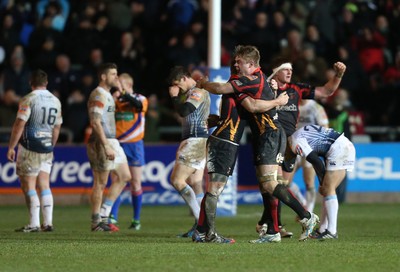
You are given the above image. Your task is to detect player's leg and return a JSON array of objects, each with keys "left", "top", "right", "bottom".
[
  {"left": 193, "top": 137, "right": 236, "bottom": 243},
  {"left": 99, "top": 140, "right": 130, "bottom": 230},
  {"left": 187, "top": 170, "right": 204, "bottom": 206},
  {"left": 257, "top": 164, "right": 319, "bottom": 241},
  {"left": 288, "top": 159, "right": 307, "bottom": 206},
  {"left": 317, "top": 136, "right": 355, "bottom": 240},
  {"left": 37, "top": 172, "right": 53, "bottom": 231},
  {"left": 87, "top": 141, "right": 114, "bottom": 231},
  {"left": 109, "top": 171, "right": 124, "bottom": 223},
  {"left": 196, "top": 174, "right": 226, "bottom": 234},
  {"left": 91, "top": 169, "right": 112, "bottom": 231},
  {"left": 36, "top": 153, "right": 54, "bottom": 231},
  {"left": 129, "top": 165, "right": 143, "bottom": 230},
  {"left": 302, "top": 159, "right": 317, "bottom": 213},
  {"left": 172, "top": 163, "right": 199, "bottom": 217},
  {"left": 318, "top": 170, "right": 346, "bottom": 239},
  {"left": 17, "top": 175, "right": 40, "bottom": 232},
  {"left": 103, "top": 162, "right": 130, "bottom": 222},
  {"left": 172, "top": 138, "right": 206, "bottom": 232},
  {"left": 14, "top": 145, "right": 41, "bottom": 232}
]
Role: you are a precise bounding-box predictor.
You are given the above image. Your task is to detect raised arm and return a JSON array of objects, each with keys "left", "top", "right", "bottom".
[{"left": 314, "top": 62, "right": 346, "bottom": 99}]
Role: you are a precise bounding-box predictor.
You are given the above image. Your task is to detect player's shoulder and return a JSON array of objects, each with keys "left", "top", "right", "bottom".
[
  {"left": 88, "top": 87, "right": 106, "bottom": 101},
  {"left": 191, "top": 87, "right": 209, "bottom": 100},
  {"left": 292, "top": 82, "right": 312, "bottom": 91}
]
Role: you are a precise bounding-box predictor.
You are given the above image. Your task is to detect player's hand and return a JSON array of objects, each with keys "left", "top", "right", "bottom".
[
  {"left": 333, "top": 62, "right": 346, "bottom": 77},
  {"left": 104, "top": 144, "right": 115, "bottom": 160},
  {"left": 276, "top": 91, "right": 288, "bottom": 106},
  {"left": 169, "top": 86, "right": 180, "bottom": 97},
  {"left": 196, "top": 77, "right": 208, "bottom": 88},
  {"left": 7, "top": 148, "right": 15, "bottom": 162},
  {"left": 269, "top": 79, "right": 278, "bottom": 91}
]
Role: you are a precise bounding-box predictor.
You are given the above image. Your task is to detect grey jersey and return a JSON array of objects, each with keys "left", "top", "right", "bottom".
[
  {"left": 290, "top": 125, "right": 341, "bottom": 157},
  {"left": 87, "top": 87, "right": 116, "bottom": 142},
  {"left": 181, "top": 87, "right": 210, "bottom": 140},
  {"left": 17, "top": 89, "right": 63, "bottom": 153},
  {"left": 297, "top": 100, "right": 329, "bottom": 128}
]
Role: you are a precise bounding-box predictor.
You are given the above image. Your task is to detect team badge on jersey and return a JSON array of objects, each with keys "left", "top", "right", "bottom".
[
  {"left": 18, "top": 105, "right": 29, "bottom": 112},
  {"left": 190, "top": 91, "right": 202, "bottom": 101}
]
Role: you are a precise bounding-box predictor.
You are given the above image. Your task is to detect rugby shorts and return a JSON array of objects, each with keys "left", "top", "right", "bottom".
[
  {"left": 16, "top": 144, "right": 53, "bottom": 176},
  {"left": 87, "top": 138, "right": 127, "bottom": 171},
  {"left": 206, "top": 135, "right": 239, "bottom": 176}
]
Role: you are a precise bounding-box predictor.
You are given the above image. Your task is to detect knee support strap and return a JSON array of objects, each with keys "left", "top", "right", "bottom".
[
  {"left": 257, "top": 171, "right": 277, "bottom": 184},
  {"left": 277, "top": 174, "right": 289, "bottom": 186}
]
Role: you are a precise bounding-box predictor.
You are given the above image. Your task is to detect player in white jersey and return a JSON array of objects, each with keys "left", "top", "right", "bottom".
[
  {"left": 291, "top": 100, "right": 329, "bottom": 213},
  {"left": 167, "top": 66, "right": 210, "bottom": 238},
  {"left": 7, "top": 69, "right": 62, "bottom": 232},
  {"left": 288, "top": 125, "right": 355, "bottom": 240},
  {"left": 86, "top": 63, "right": 131, "bottom": 232}
]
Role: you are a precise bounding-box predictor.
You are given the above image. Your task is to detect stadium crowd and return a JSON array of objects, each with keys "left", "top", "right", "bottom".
[{"left": 0, "top": 0, "right": 400, "bottom": 142}]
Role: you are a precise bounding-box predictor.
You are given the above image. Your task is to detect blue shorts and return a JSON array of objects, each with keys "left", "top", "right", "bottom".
[{"left": 120, "top": 140, "right": 145, "bottom": 167}]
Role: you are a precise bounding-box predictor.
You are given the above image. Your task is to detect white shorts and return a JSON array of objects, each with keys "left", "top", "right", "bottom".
[
  {"left": 326, "top": 134, "right": 356, "bottom": 171},
  {"left": 175, "top": 137, "right": 207, "bottom": 170},
  {"left": 16, "top": 144, "right": 53, "bottom": 176},
  {"left": 87, "top": 139, "right": 127, "bottom": 171}
]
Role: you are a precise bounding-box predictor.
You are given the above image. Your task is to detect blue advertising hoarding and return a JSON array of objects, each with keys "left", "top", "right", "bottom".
[{"left": 1, "top": 143, "right": 400, "bottom": 205}]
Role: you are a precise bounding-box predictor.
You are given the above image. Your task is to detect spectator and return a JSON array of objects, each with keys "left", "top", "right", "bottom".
[
  {"left": 64, "top": 89, "right": 88, "bottom": 143},
  {"left": 48, "top": 54, "right": 80, "bottom": 104},
  {"left": 36, "top": 0, "right": 70, "bottom": 32},
  {"left": 293, "top": 43, "right": 328, "bottom": 85},
  {"left": 242, "top": 11, "right": 278, "bottom": 66},
  {"left": 0, "top": 13, "right": 20, "bottom": 62},
  {"left": 2, "top": 45, "right": 31, "bottom": 97}
]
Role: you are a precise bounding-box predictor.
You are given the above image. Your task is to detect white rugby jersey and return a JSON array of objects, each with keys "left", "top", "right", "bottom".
[
  {"left": 87, "top": 86, "right": 116, "bottom": 142},
  {"left": 17, "top": 89, "right": 62, "bottom": 153},
  {"left": 180, "top": 87, "right": 210, "bottom": 140},
  {"left": 297, "top": 100, "right": 328, "bottom": 128},
  {"left": 290, "top": 125, "right": 342, "bottom": 157}
]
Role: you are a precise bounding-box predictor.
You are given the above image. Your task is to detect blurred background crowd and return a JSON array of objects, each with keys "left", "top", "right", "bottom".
[{"left": 0, "top": 0, "right": 399, "bottom": 143}]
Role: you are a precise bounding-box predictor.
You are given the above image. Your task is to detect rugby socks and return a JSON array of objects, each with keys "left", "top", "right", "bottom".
[
  {"left": 27, "top": 190, "right": 40, "bottom": 227},
  {"left": 196, "top": 192, "right": 204, "bottom": 207},
  {"left": 179, "top": 185, "right": 200, "bottom": 221},
  {"left": 40, "top": 189, "right": 53, "bottom": 227},
  {"left": 100, "top": 198, "right": 114, "bottom": 219},
  {"left": 110, "top": 195, "right": 122, "bottom": 221},
  {"left": 197, "top": 192, "right": 218, "bottom": 234},
  {"left": 272, "top": 184, "right": 310, "bottom": 220},
  {"left": 131, "top": 189, "right": 143, "bottom": 222},
  {"left": 197, "top": 195, "right": 207, "bottom": 233},
  {"left": 325, "top": 195, "right": 339, "bottom": 234},
  {"left": 260, "top": 193, "right": 279, "bottom": 233},
  {"left": 277, "top": 200, "right": 282, "bottom": 228},
  {"left": 305, "top": 187, "right": 316, "bottom": 213}
]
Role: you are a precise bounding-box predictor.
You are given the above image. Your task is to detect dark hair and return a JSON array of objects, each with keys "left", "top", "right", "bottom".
[
  {"left": 30, "top": 69, "right": 48, "bottom": 87},
  {"left": 97, "top": 63, "right": 117, "bottom": 80},
  {"left": 270, "top": 56, "right": 291, "bottom": 70},
  {"left": 167, "top": 66, "right": 190, "bottom": 85}
]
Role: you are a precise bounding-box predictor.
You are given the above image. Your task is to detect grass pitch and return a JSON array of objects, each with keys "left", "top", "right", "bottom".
[{"left": 0, "top": 203, "right": 399, "bottom": 272}]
